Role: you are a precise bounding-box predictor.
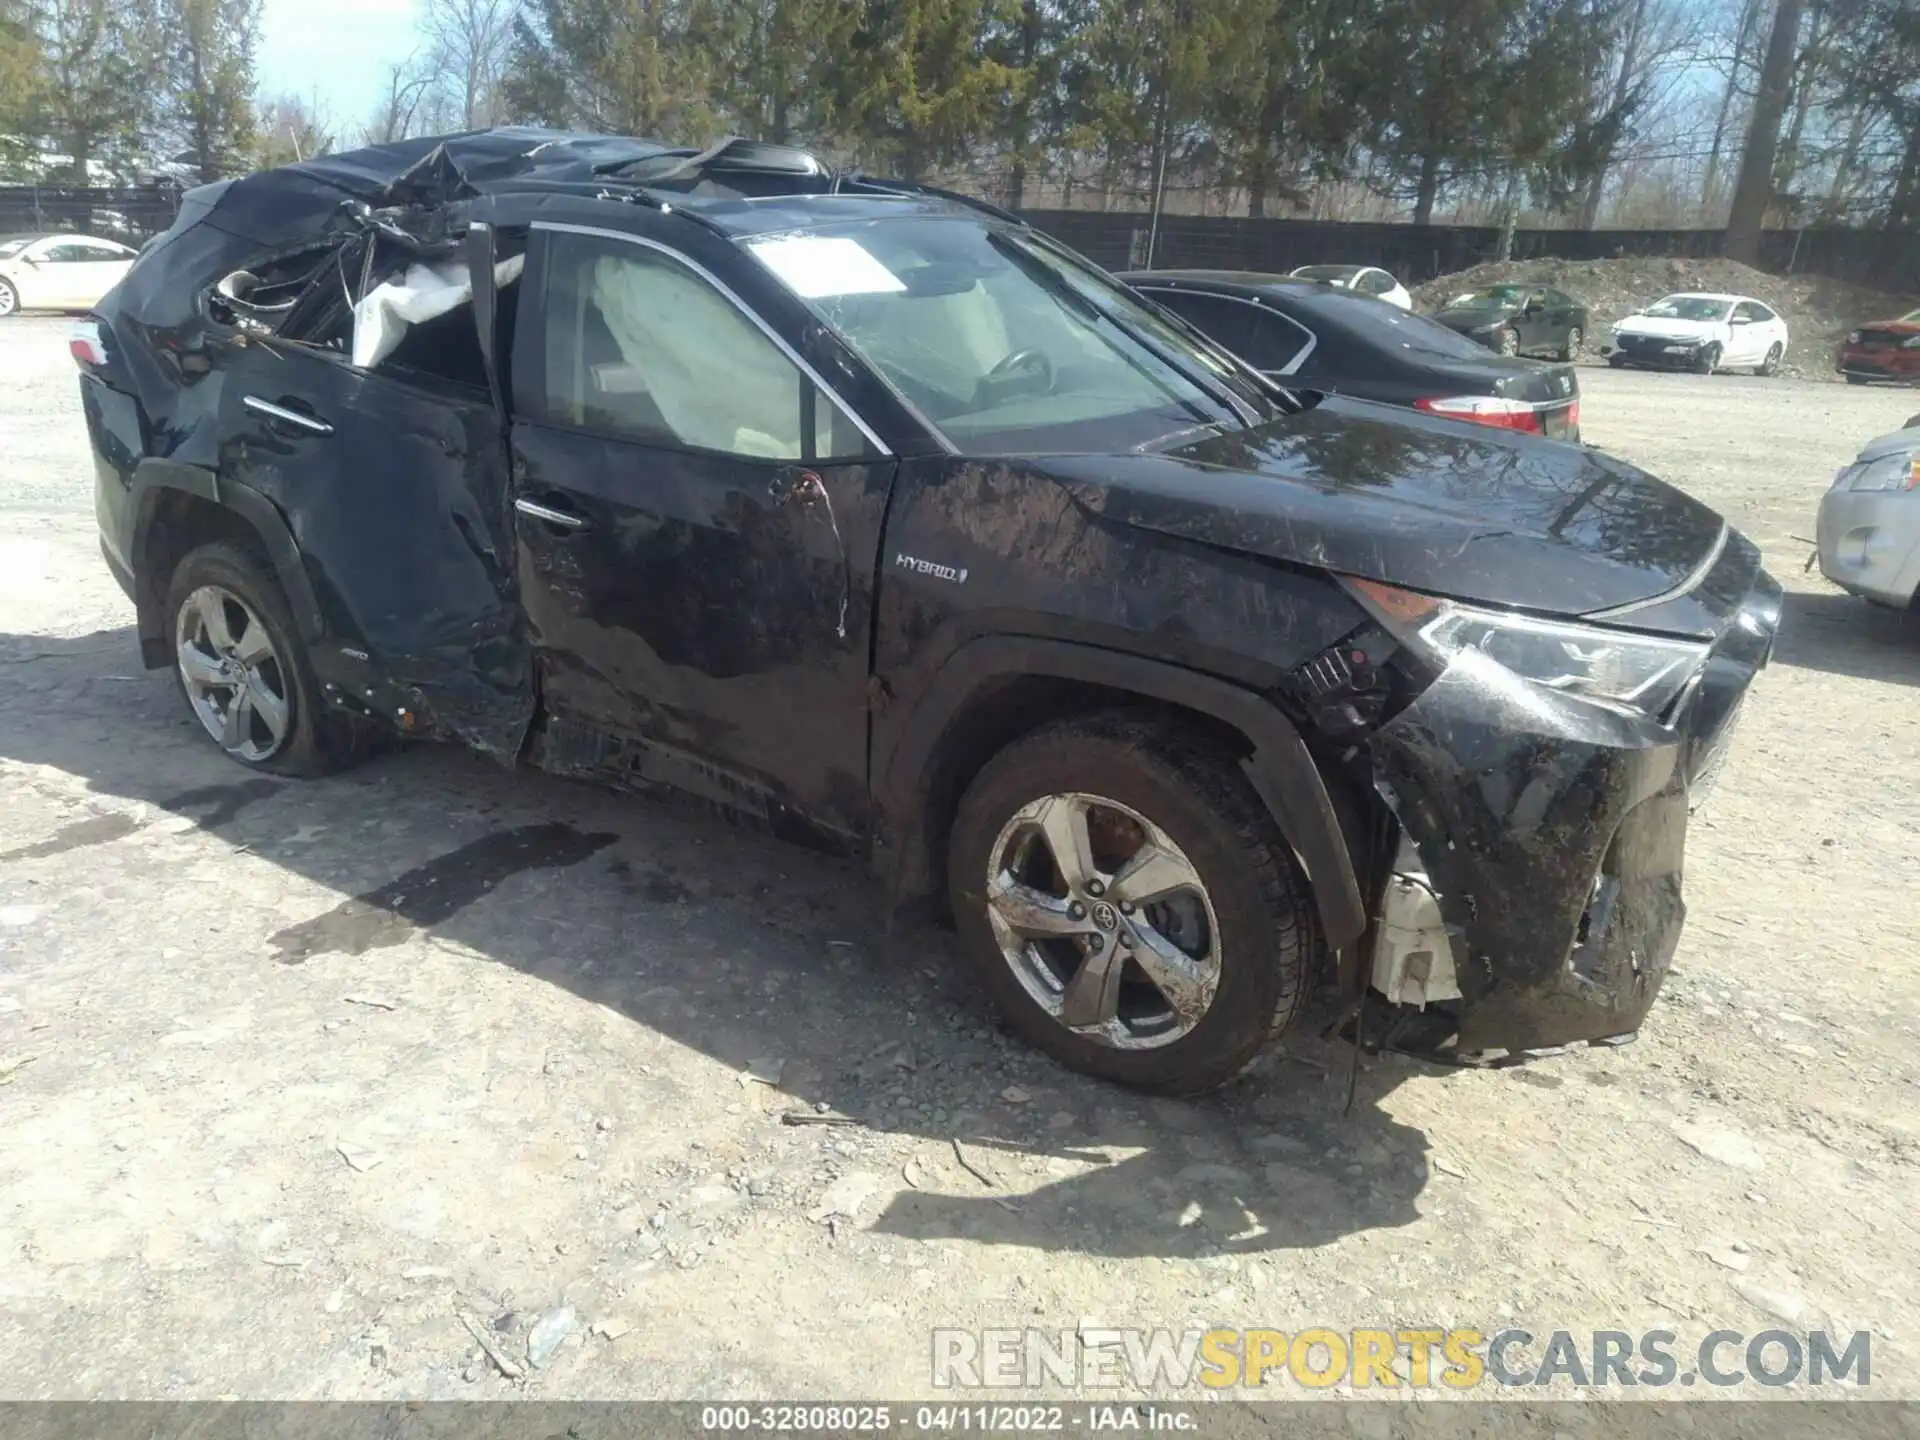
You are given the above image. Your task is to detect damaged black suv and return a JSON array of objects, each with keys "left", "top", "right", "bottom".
[{"left": 77, "top": 130, "right": 1780, "bottom": 1094}]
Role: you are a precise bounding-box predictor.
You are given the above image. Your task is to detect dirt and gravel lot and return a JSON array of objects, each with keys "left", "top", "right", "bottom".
[{"left": 1, "top": 313, "right": 1917, "bottom": 1408}]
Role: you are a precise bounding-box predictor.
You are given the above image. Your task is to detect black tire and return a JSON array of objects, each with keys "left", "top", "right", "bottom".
[
  {"left": 1693, "top": 343, "right": 1721, "bottom": 376},
  {"left": 1607, "top": 355, "right": 1628, "bottom": 369},
  {"left": 1497, "top": 327, "right": 1520, "bottom": 358},
  {"left": 163, "top": 540, "right": 371, "bottom": 777},
  {"left": 947, "top": 711, "right": 1322, "bottom": 1094},
  {"left": 1758, "top": 343, "right": 1784, "bottom": 377},
  {"left": 1846, "top": 374, "right": 1869, "bottom": 386},
  {"left": 0, "top": 278, "right": 18, "bottom": 319},
  {"left": 1560, "top": 326, "right": 1583, "bottom": 362}
]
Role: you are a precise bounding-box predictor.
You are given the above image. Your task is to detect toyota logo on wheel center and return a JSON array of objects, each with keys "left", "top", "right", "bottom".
[{"left": 1090, "top": 901, "right": 1119, "bottom": 931}]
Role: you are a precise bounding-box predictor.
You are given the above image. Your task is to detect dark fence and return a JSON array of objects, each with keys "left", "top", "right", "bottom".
[
  {"left": 7, "top": 182, "right": 1912, "bottom": 297},
  {"left": 1019, "top": 210, "right": 1920, "bottom": 295},
  {"left": 0, "top": 186, "right": 182, "bottom": 245}
]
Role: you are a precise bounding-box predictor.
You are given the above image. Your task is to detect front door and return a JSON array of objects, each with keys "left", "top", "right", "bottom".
[{"left": 508, "top": 223, "right": 894, "bottom": 842}]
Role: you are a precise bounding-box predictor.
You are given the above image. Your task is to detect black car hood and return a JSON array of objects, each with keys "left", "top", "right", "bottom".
[
  {"left": 1432, "top": 305, "right": 1514, "bottom": 330},
  {"left": 1042, "top": 397, "right": 1726, "bottom": 623}
]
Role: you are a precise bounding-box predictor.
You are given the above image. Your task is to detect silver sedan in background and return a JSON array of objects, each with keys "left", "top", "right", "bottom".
[{"left": 1818, "top": 416, "right": 1920, "bottom": 609}]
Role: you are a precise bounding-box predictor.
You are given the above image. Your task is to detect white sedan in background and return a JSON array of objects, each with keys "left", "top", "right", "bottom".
[
  {"left": 1289, "top": 263, "right": 1413, "bottom": 310},
  {"left": 1601, "top": 292, "right": 1791, "bottom": 375},
  {"left": 0, "top": 233, "right": 138, "bottom": 317}
]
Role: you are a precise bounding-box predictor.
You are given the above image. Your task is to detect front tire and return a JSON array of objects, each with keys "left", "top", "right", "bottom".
[
  {"left": 165, "top": 541, "right": 369, "bottom": 777},
  {"left": 1560, "top": 326, "right": 1583, "bottom": 361},
  {"left": 1694, "top": 343, "right": 1722, "bottom": 376},
  {"left": 947, "top": 712, "right": 1321, "bottom": 1094},
  {"left": 1497, "top": 327, "right": 1520, "bottom": 358},
  {"left": 1845, "top": 374, "right": 1869, "bottom": 386}
]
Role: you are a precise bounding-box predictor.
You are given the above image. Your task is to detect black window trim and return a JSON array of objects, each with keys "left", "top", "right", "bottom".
[
  {"left": 528, "top": 219, "right": 893, "bottom": 458},
  {"left": 1133, "top": 285, "right": 1318, "bottom": 376}
]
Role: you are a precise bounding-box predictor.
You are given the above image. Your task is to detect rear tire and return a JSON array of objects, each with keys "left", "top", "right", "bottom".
[
  {"left": 946, "top": 711, "right": 1321, "bottom": 1094},
  {"left": 1497, "top": 327, "right": 1520, "bottom": 358},
  {"left": 0, "top": 279, "right": 17, "bottom": 318},
  {"left": 1758, "top": 343, "right": 1784, "bottom": 377},
  {"left": 164, "top": 541, "right": 371, "bottom": 778}
]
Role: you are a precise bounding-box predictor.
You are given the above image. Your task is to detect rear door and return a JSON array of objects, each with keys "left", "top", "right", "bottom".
[
  {"left": 506, "top": 220, "right": 896, "bottom": 842},
  {"left": 70, "top": 240, "right": 135, "bottom": 306},
  {"left": 30, "top": 240, "right": 90, "bottom": 307},
  {"left": 1731, "top": 301, "right": 1772, "bottom": 364},
  {"left": 212, "top": 335, "right": 532, "bottom": 754}
]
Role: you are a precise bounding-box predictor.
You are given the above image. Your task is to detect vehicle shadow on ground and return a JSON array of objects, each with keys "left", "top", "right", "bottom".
[
  {"left": 0, "top": 626, "right": 1439, "bottom": 1262},
  {"left": 1771, "top": 588, "right": 1920, "bottom": 686}
]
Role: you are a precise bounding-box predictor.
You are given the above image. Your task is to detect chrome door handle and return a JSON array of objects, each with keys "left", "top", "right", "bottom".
[
  {"left": 514, "top": 497, "right": 588, "bottom": 530},
  {"left": 247, "top": 395, "right": 337, "bottom": 433},
  {"left": 242, "top": 395, "right": 333, "bottom": 435}
]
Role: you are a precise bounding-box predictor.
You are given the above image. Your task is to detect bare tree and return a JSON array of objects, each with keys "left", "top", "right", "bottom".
[
  {"left": 361, "top": 53, "right": 437, "bottom": 145},
  {"left": 1725, "top": 0, "right": 1805, "bottom": 262},
  {"left": 255, "top": 91, "right": 333, "bottom": 168},
  {"left": 422, "top": 0, "right": 514, "bottom": 129}
]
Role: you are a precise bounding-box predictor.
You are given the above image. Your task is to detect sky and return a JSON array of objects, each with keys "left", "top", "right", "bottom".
[{"left": 256, "top": 0, "right": 426, "bottom": 137}]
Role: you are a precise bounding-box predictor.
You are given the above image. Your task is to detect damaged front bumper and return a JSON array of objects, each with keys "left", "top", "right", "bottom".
[{"left": 1360, "top": 572, "right": 1781, "bottom": 1059}]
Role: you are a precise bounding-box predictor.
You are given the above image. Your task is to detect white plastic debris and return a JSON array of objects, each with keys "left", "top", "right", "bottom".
[{"left": 351, "top": 253, "right": 524, "bottom": 369}]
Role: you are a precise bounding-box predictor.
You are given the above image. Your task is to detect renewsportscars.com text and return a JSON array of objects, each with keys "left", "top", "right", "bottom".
[{"left": 931, "top": 1327, "right": 1872, "bottom": 1390}]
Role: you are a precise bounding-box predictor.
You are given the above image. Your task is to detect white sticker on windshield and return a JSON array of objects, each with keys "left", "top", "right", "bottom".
[{"left": 749, "top": 236, "right": 907, "bottom": 299}]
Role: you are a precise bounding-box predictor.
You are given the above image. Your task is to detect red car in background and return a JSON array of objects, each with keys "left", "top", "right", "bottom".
[{"left": 1838, "top": 308, "right": 1920, "bottom": 385}]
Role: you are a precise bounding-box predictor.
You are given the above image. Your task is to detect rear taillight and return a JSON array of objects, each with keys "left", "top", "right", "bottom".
[
  {"left": 1414, "top": 394, "right": 1544, "bottom": 433},
  {"left": 1566, "top": 397, "right": 1580, "bottom": 430},
  {"left": 69, "top": 321, "right": 107, "bottom": 369}
]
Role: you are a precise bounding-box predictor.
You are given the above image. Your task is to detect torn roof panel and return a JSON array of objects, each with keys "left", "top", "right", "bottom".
[{"left": 188, "top": 128, "right": 679, "bottom": 251}]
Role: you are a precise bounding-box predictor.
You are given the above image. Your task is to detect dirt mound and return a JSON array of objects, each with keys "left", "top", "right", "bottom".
[{"left": 1413, "top": 256, "right": 1918, "bottom": 381}]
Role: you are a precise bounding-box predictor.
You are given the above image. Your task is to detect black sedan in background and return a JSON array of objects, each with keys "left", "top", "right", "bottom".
[
  {"left": 1121, "top": 270, "right": 1581, "bottom": 441},
  {"left": 1428, "top": 283, "right": 1589, "bottom": 360}
]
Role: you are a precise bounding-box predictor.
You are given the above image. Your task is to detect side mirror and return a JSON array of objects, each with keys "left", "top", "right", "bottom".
[{"left": 20, "top": 255, "right": 39, "bottom": 266}]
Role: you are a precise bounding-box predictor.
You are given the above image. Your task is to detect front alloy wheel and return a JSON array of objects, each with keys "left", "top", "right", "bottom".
[
  {"left": 1497, "top": 327, "right": 1520, "bottom": 357},
  {"left": 948, "top": 712, "right": 1320, "bottom": 1093},
  {"left": 0, "top": 279, "right": 17, "bottom": 318},
  {"left": 176, "top": 585, "right": 293, "bottom": 762},
  {"left": 985, "top": 792, "right": 1220, "bottom": 1048}
]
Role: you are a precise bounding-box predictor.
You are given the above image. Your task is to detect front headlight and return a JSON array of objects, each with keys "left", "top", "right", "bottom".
[
  {"left": 1848, "top": 450, "right": 1920, "bottom": 492},
  {"left": 1345, "top": 578, "right": 1709, "bottom": 719}
]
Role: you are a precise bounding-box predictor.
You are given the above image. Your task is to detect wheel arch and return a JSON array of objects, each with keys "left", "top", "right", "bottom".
[
  {"left": 129, "top": 458, "right": 325, "bottom": 669},
  {"left": 876, "top": 636, "right": 1367, "bottom": 949}
]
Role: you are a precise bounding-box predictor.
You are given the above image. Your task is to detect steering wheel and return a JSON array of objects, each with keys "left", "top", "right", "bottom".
[{"left": 977, "top": 348, "right": 1055, "bottom": 404}]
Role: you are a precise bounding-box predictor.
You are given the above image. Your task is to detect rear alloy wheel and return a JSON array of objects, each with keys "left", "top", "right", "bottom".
[
  {"left": 0, "top": 279, "right": 17, "bottom": 318},
  {"left": 1758, "top": 342, "right": 1784, "bottom": 377},
  {"left": 1560, "top": 326, "right": 1583, "bottom": 361},
  {"left": 1694, "top": 343, "right": 1722, "bottom": 376},
  {"left": 176, "top": 584, "right": 293, "bottom": 763},
  {"left": 1497, "top": 327, "right": 1520, "bottom": 357},
  {"left": 165, "top": 541, "right": 372, "bottom": 777},
  {"left": 948, "top": 712, "right": 1319, "bottom": 1094}
]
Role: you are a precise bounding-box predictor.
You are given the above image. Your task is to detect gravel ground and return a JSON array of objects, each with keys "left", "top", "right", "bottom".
[{"left": 1, "top": 314, "right": 1918, "bottom": 1406}]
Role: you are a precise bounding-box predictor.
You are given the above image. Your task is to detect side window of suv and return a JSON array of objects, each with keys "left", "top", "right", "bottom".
[{"left": 539, "top": 232, "right": 867, "bottom": 462}]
